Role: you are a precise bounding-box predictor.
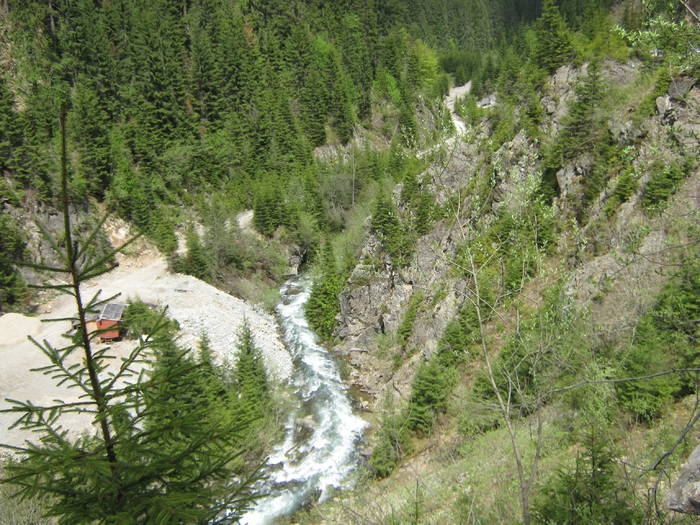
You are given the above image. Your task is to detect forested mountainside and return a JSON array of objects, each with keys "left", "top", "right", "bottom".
[
  {"left": 0, "top": 0, "right": 600, "bottom": 309},
  {"left": 1, "top": 0, "right": 700, "bottom": 523}
]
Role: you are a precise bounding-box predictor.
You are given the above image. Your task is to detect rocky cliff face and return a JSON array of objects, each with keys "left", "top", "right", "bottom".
[
  {"left": 332, "top": 60, "right": 700, "bottom": 416},
  {"left": 669, "top": 444, "right": 700, "bottom": 515},
  {"left": 3, "top": 196, "right": 113, "bottom": 295}
]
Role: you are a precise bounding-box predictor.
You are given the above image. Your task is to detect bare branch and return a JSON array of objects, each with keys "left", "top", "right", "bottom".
[{"left": 548, "top": 368, "right": 700, "bottom": 395}]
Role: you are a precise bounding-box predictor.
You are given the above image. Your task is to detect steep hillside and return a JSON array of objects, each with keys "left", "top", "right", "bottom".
[
  {"left": 337, "top": 60, "right": 699, "bottom": 409},
  {"left": 0, "top": 0, "right": 545, "bottom": 315},
  {"left": 293, "top": 2, "right": 700, "bottom": 523}
]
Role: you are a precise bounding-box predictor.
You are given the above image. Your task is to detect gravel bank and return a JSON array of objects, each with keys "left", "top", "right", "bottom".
[{"left": 0, "top": 253, "right": 292, "bottom": 447}]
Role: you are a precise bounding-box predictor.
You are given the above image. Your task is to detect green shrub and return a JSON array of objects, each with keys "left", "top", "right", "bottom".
[
  {"left": 369, "top": 411, "right": 412, "bottom": 478},
  {"left": 173, "top": 228, "right": 211, "bottom": 280},
  {"left": 414, "top": 190, "right": 436, "bottom": 236},
  {"left": 457, "top": 394, "right": 502, "bottom": 436},
  {"left": 0, "top": 213, "right": 26, "bottom": 310},
  {"left": 372, "top": 190, "right": 413, "bottom": 267},
  {"left": 472, "top": 284, "right": 579, "bottom": 412},
  {"left": 148, "top": 207, "right": 178, "bottom": 255},
  {"left": 541, "top": 62, "right": 606, "bottom": 201},
  {"left": 633, "top": 68, "right": 671, "bottom": 122},
  {"left": 533, "top": 432, "right": 643, "bottom": 524},
  {"left": 604, "top": 170, "right": 639, "bottom": 217},
  {"left": 398, "top": 292, "right": 424, "bottom": 349},
  {"left": 579, "top": 140, "right": 632, "bottom": 221},
  {"left": 533, "top": 0, "right": 575, "bottom": 73},
  {"left": 406, "top": 359, "right": 454, "bottom": 434},
  {"left": 641, "top": 159, "right": 690, "bottom": 212},
  {"left": 122, "top": 300, "right": 180, "bottom": 340},
  {"left": 615, "top": 336, "right": 680, "bottom": 421},
  {"left": 455, "top": 94, "right": 485, "bottom": 125},
  {"left": 616, "top": 257, "right": 700, "bottom": 420},
  {"left": 0, "top": 179, "right": 21, "bottom": 207},
  {"left": 436, "top": 298, "right": 486, "bottom": 367},
  {"left": 306, "top": 242, "right": 344, "bottom": 340},
  {"left": 489, "top": 105, "right": 517, "bottom": 151}
]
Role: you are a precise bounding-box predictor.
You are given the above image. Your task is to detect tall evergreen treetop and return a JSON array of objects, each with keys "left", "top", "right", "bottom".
[{"left": 534, "top": 0, "right": 574, "bottom": 72}]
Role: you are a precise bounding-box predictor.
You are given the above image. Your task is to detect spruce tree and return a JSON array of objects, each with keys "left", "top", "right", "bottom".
[
  {"left": 186, "top": 5, "right": 222, "bottom": 126},
  {"left": 149, "top": 206, "right": 178, "bottom": 255},
  {"left": 0, "top": 214, "right": 26, "bottom": 310},
  {"left": 184, "top": 227, "right": 211, "bottom": 280},
  {"left": 0, "top": 77, "right": 21, "bottom": 174},
  {"left": 534, "top": 0, "right": 574, "bottom": 72},
  {"left": 234, "top": 321, "right": 270, "bottom": 422},
  {"left": 415, "top": 191, "right": 434, "bottom": 236},
  {"left": 198, "top": 332, "right": 217, "bottom": 381},
  {"left": 407, "top": 359, "right": 450, "bottom": 434},
  {"left": 327, "top": 45, "right": 356, "bottom": 144},
  {"left": 70, "top": 78, "right": 112, "bottom": 198},
  {"left": 12, "top": 94, "right": 52, "bottom": 199},
  {"left": 372, "top": 190, "right": 410, "bottom": 265},
  {"left": 534, "top": 430, "right": 643, "bottom": 523},
  {"left": 561, "top": 61, "right": 604, "bottom": 157},
  {"left": 306, "top": 241, "right": 343, "bottom": 340}
]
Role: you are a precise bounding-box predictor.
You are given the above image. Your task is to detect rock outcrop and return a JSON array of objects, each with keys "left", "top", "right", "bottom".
[
  {"left": 668, "top": 444, "right": 700, "bottom": 515},
  {"left": 332, "top": 63, "right": 700, "bottom": 422}
]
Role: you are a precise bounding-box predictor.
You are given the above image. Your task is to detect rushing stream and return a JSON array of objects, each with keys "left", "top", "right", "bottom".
[{"left": 240, "top": 278, "right": 367, "bottom": 524}]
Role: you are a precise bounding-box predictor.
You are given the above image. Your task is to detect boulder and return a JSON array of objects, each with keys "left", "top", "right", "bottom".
[
  {"left": 668, "top": 77, "right": 696, "bottom": 101},
  {"left": 477, "top": 94, "right": 497, "bottom": 109},
  {"left": 608, "top": 118, "right": 641, "bottom": 145},
  {"left": 656, "top": 95, "right": 676, "bottom": 124},
  {"left": 668, "top": 444, "right": 700, "bottom": 515},
  {"left": 491, "top": 130, "right": 540, "bottom": 214},
  {"left": 556, "top": 152, "right": 595, "bottom": 203}
]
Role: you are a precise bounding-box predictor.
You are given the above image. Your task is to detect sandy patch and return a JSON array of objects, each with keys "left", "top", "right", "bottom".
[{"left": 0, "top": 252, "right": 292, "bottom": 448}]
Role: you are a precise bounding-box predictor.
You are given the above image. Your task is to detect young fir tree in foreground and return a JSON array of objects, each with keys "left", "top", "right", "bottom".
[{"left": 0, "top": 108, "right": 261, "bottom": 524}]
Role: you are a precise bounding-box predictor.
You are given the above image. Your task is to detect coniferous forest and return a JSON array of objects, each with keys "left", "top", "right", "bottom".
[{"left": 1, "top": 0, "right": 700, "bottom": 523}]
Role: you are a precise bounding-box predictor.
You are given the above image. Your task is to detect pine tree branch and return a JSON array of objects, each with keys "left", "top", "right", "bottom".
[{"left": 548, "top": 368, "right": 700, "bottom": 394}]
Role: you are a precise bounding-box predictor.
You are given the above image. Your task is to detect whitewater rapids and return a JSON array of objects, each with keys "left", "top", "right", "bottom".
[{"left": 240, "top": 278, "right": 367, "bottom": 524}]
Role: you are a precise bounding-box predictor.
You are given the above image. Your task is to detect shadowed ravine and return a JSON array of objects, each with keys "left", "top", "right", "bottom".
[{"left": 240, "top": 278, "right": 367, "bottom": 524}]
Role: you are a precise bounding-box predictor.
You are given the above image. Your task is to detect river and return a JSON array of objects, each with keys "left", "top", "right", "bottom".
[
  {"left": 240, "top": 278, "right": 367, "bottom": 524},
  {"left": 239, "top": 83, "right": 472, "bottom": 522}
]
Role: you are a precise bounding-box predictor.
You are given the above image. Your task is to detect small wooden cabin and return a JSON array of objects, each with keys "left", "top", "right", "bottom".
[
  {"left": 77, "top": 303, "right": 127, "bottom": 342},
  {"left": 96, "top": 303, "right": 127, "bottom": 341}
]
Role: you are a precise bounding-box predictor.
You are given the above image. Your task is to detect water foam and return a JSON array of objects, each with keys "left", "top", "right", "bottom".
[{"left": 240, "top": 278, "right": 367, "bottom": 524}]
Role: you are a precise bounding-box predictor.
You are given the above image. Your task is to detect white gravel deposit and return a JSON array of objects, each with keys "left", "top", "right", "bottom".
[
  {"left": 0, "top": 251, "right": 292, "bottom": 447},
  {"left": 141, "top": 265, "right": 293, "bottom": 381}
]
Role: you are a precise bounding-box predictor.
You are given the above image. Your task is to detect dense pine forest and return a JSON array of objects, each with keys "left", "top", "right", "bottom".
[
  {"left": 0, "top": 0, "right": 570, "bottom": 309},
  {"left": 1, "top": 0, "right": 700, "bottom": 523}
]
